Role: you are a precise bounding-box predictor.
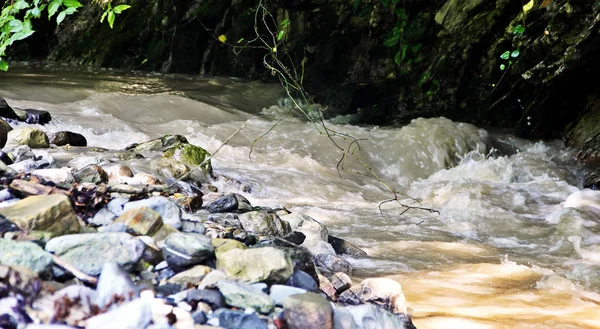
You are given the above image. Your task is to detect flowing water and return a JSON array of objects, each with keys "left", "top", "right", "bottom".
[{"left": 2, "top": 64, "right": 600, "bottom": 328}]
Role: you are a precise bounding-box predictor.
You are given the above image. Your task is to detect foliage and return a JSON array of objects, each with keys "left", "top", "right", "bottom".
[{"left": 0, "top": 0, "right": 129, "bottom": 70}]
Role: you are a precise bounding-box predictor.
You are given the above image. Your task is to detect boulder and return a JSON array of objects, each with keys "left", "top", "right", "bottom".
[
  {"left": 216, "top": 247, "right": 294, "bottom": 283},
  {"left": 206, "top": 193, "right": 252, "bottom": 213},
  {"left": 345, "top": 304, "right": 414, "bottom": 329},
  {"left": 0, "top": 118, "right": 12, "bottom": 148},
  {"left": 269, "top": 284, "right": 307, "bottom": 306},
  {"left": 186, "top": 288, "right": 225, "bottom": 310},
  {"left": 45, "top": 232, "right": 145, "bottom": 276},
  {"left": 113, "top": 207, "right": 164, "bottom": 236},
  {"left": 167, "top": 265, "right": 212, "bottom": 286},
  {"left": 127, "top": 134, "right": 188, "bottom": 152},
  {"left": 357, "top": 278, "right": 408, "bottom": 314},
  {"left": 238, "top": 211, "right": 291, "bottom": 236},
  {"left": 0, "top": 194, "right": 80, "bottom": 237},
  {"left": 213, "top": 309, "right": 268, "bottom": 329},
  {"left": 314, "top": 254, "right": 353, "bottom": 275},
  {"left": 283, "top": 292, "right": 333, "bottom": 329},
  {"left": 212, "top": 238, "right": 247, "bottom": 258},
  {"left": 328, "top": 236, "right": 368, "bottom": 257},
  {"left": 162, "top": 232, "right": 214, "bottom": 269},
  {"left": 32, "top": 168, "right": 76, "bottom": 184},
  {"left": 95, "top": 262, "right": 138, "bottom": 309},
  {"left": 331, "top": 305, "right": 357, "bottom": 329},
  {"left": 20, "top": 108, "right": 52, "bottom": 125},
  {"left": 162, "top": 143, "right": 212, "bottom": 176},
  {"left": 6, "top": 127, "right": 50, "bottom": 148},
  {"left": 216, "top": 280, "right": 275, "bottom": 314},
  {"left": 123, "top": 196, "right": 182, "bottom": 229},
  {"left": 49, "top": 131, "right": 87, "bottom": 146},
  {"left": 0, "top": 97, "right": 18, "bottom": 119},
  {"left": 286, "top": 269, "right": 319, "bottom": 292},
  {"left": 73, "top": 164, "right": 109, "bottom": 184},
  {"left": 0, "top": 240, "right": 53, "bottom": 277}
]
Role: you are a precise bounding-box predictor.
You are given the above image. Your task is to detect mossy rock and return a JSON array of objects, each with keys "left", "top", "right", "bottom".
[
  {"left": 129, "top": 135, "right": 188, "bottom": 152},
  {"left": 163, "top": 143, "right": 212, "bottom": 175}
]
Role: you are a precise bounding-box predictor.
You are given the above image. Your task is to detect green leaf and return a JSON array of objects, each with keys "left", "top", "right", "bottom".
[
  {"left": 0, "top": 59, "right": 8, "bottom": 71},
  {"left": 14, "top": 0, "right": 30, "bottom": 10},
  {"left": 108, "top": 10, "right": 115, "bottom": 28},
  {"left": 64, "top": 7, "right": 77, "bottom": 14},
  {"left": 11, "top": 29, "right": 34, "bottom": 42},
  {"left": 9, "top": 19, "right": 23, "bottom": 33},
  {"left": 100, "top": 10, "right": 108, "bottom": 23},
  {"left": 380, "top": 0, "right": 390, "bottom": 6},
  {"left": 394, "top": 50, "right": 401, "bottom": 65},
  {"left": 48, "top": 0, "right": 63, "bottom": 19},
  {"left": 511, "top": 49, "right": 520, "bottom": 58},
  {"left": 500, "top": 64, "right": 506, "bottom": 70},
  {"left": 277, "top": 30, "right": 284, "bottom": 41},
  {"left": 411, "top": 43, "right": 422, "bottom": 53},
  {"left": 56, "top": 11, "right": 66, "bottom": 24},
  {"left": 500, "top": 51, "right": 510, "bottom": 60},
  {"left": 63, "top": 0, "right": 82, "bottom": 8},
  {"left": 401, "top": 44, "right": 408, "bottom": 62},
  {"left": 237, "top": 38, "right": 245, "bottom": 43},
  {"left": 395, "top": 8, "right": 406, "bottom": 18},
  {"left": 513, "top": 24, "right": 525, "bottom": 35},
  {"left": 112, "top": 4, "right": 131, "bottom": 14},
  {"left": 391, "top": 0, "right": 400, "bottom": 4},
  {"left": 384, "top": 34, "right": 400, "bottom": 47}
]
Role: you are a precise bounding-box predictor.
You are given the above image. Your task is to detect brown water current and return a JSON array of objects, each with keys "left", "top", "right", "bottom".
[{"left": 1, "top": 64, "right": 600, "bottom": 328}]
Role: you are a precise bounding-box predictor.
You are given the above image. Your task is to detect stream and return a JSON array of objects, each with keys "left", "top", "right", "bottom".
[{"left": 2, "top": 64, "right": 600, "bottom": 329}]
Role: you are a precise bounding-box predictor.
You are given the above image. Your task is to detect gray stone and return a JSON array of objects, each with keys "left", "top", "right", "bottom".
[
  {"left": 283, "top": 292, "right": 333, "bottom": 329},
  {"left": 113, "top": 207, "right": 164, "bottom": 236},
  {"left": 186, "top": 288, "right": 225, "bottom": 309},
  {"left": 206, "top": 193, "right": 252, "bottom": 213},
  {"left": 269, "top": 284, "right": 307, "bottom": 306},
  {"left": 8, "top": 158, "right": 50, "bottom": 172},
  {"left": 207, "top": 213, "right": 241, "bottom": 227},
  {"left": 167, "top": 265, "right": 212, "bottom": 286},
  {"left": 128, "top": 134, "right": 188, "bottom": 152},
  {"left": 0, "top": 97, "right": 18, "bottom": 119},
  {"left": 346, "top": 304, "right": 411, "bottom": 329},
  {"left": 73, "top": 164, "right": 109, "bottom": 184},
  {"left": 124, "top": 196, "right": 182, "bottom": 229},
  {"left": 328, "top": 236, "right": 368, "bottom": 257},
  {"left": 45, "top": 233, "right": 145, "bottom": 276},
  {"left": 286, "top": 269, "right": 319, "bottom": 292},
  {"left": 86, "top": 298, "right": 152, "bottom": 329},
  {"left": 314, "top": 254, "right": 353, "bottom": 275},
  {"left": 11, "top": 145, "right": 35, "bottom": 162},
  {"left": 96, "top": 262, "right": 138, "bottom": 309},
  {"left": 6, "top": 127, "right": 49, "bottom": 148},
  {"left": 162, "top": 232, "right": 214, "bottom": 269},
  {"left": 0, "top": 194, "right": 80, "bottom": 237},
  {"left": 331, "top": 272, "right": 352, "bottom": 293},
  {"left": 213, "top": 309, "right": 268, "bottom": 329},
  {"left": 332, "top": 305, "right": 357, "bottom": 329},
  {"left": 238, "top": 211, "right": 291, "bottom": 236},
  {"left": 0, "top": 239, "right": 53, "bottom": 277},
  {"left": 67, "top": 156, "right": 107, "bottom": 170},
  {"left": 0, "top": 118, "right": 12, "bottom": 148},
  {"left": 357, "top": 278, "right": 408, "bottom": 314},
  {"left": 20, "top": 108, "right": 51, "bottom": 125},
  {"left": 216, "top": 247, "right": 294, "bottom": 284},
  {"left": 198, "top": 269, "right": 227, "bottom": 289},
  {"left": 32, "top": 168, "right": 75, "bottom": 184},
  {"left": 216, "top": 280, "right": 275, "bottom": 314}
]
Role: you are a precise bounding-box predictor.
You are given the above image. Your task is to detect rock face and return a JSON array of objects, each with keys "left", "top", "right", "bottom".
[
  {"left": 0, "top": 240, "right": 53, "bottom": 277},
  {"left": 0, "top": 194, "right": 80, "bottom": 237},
  {"left": 283, "top": 292, "right": 333, "bottom": 329},
  {"left": 6, "top": 128, "right": 50, "bottom": 148},
  {"left": 45, "top": 232, "right": 145, "bottom": 276},
  {"left": 216, "top": 247, "right": 294, "bottom": 284}
]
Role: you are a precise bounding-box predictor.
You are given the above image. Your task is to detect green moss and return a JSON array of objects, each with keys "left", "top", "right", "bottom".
[{"left": 163, "top": 143, "right": 212, "bottom": 174}]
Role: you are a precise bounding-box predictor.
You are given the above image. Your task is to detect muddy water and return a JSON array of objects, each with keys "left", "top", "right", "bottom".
[{"left": 2, "top": 64, "right": 600, "bottom": 328}]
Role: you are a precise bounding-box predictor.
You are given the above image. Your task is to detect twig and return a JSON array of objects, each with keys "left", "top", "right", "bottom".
[
  {"left": 50, "top": 254, "right": 98, "bottom": 286},
  {"left": 168, "top": 121, "right": 247, "bottom": 188}
]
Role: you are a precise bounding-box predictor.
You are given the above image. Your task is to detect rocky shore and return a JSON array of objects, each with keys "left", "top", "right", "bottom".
[{"left": 0, "top": 97, "right": 416, "bottom": 329}]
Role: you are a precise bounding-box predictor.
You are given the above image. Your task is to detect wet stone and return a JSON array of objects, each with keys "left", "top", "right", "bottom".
[
  {"left": 286, "top": 269, "right": 319, "bottom": 292},
  {"left": 269, "top": 284, "right": 307, "bottom": 306},
  {"left": 206, "top": 194, "right": 239, "bottom": 213},
  {"left": 49, "top": 131, "right": 87, "bottom": 147},
  {"left": 238, "top": 211, "right": 291, "bottom": 237},
  {"left": 6, "top": 128, "right": 49, "bottom": 148},
  {"left": 21, "top": 109, "right": 51, "bottom": 125},
  {"left": 73, "top": 164, "right": 109, "bottom": 184},
  {"left": 0, "top": 97, "right": 18, "bottom": 119},
  {"left": 213, "top": 309, "right": 268, "bottom": 329},
  {"left": 0, "top": 150, "right": 12, "bottom": 164},
  {"left": 216, "top": 247, "right": 294, "bottom": 284},
  {"left": 0, "top": 216, "right": 20, "bottom": 237},
  {"left": 328, "top": 236, "right": 368, "bottom": 257},
  {"left": 123, "top": 196, "right": 182, "bottom": 230},
  {"left": 314, "top": 254, "right": 353, "bottom": 275},
  {"left": 283, "top": 292, "right": 333, "bottom": 329},
  {"left": 162, "top": 232, "right": 214, "bottom": 269},
  {"left": 331, "top": 272, "right": 352, "bottom": 294},
  {"left": 186, "top": 288, "right": 225, "bottom": 310}
]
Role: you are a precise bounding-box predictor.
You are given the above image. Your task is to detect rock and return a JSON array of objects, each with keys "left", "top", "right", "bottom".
[
  {"left": 11, "top": 145, "right": 35, "bottom": 162},
  {"left": 283, "top": 292, "right": 333, "bottom": 329},
  {"left": 0, "top": 194, "right": 80, "bottom": 237},
  {"left": 67, "top": 156, "right": 107, "bottom": 170},
  {"left": 6, "top": 127, "right": 49, "bottom": 148},
  {"left": 0, "top": 217, "right": 20, "bottom": 237},
  {"left": 328, "top": 236, "right": 368, "bottom": 257},
  {"left": 192, "top": 311, "right": 208, "bottom": 324},
  {"left": 215, "top": 280, "right": 275, "bottom": 314},
  {"left": 32, "top": 168, "right": 75, "bottom": 184},
  {"left": 0, "top": 97, "right": 18, "bottom": 119},
  {"left": 21, "top": 108, "right": 52, "bottom": 125},
  {"left": 286, "top": 269, "right": 319, "bottom": 292},
  {"left": 103, "top": 164, "right": 134, "bottom": 181},
  {"left": 33, "top": 285, "right": 98, "bottom": 327},
  {"left": 0, "top": 150, "right": 13, "bottom": 164},
  {"left": 314, "top": 254, "right": 353, "bottom": 275},
  {"left": 180, "top": 219, "right": 206, "bottom": 234},
  {"left": 216, "top": 247, "right": 294, "bottom": 284},
  {"left": 345, "top": 304, "right": 414, "bottom": 329},
  {"left": 163, "top": 143, "right": 212, "bottom": 175},
  {"left": 331, "top": 305, "right": 357, "bottom": 329},
  {"left": 0, "top": 118, "right": 12, "bottom": 148},
  {"left": 238, "top": 211, "right": 291, "bottom": 236},
  {"left": 73, "top": 164, "right": 109, "bottom": 184},
  {"left": 150, "top": 299, "right": 195, "bottom": 328},
  {"left": 213, "top": 309, "right": 268, "bottom": 329},
  {"left": 357, "top": 278, "right": 408, "bottom": 314},
  {"left": 281, "top": 213, "right": 335, "bottom": 255},
  {"left": 123, "top": 196, "right": 182, "bottom": 229},
  {"left": 167, "top": 265, "right": 212, "bottom": 286},
  {"left": 86, "top": 298, "right": 152, "bottom": 329},
  {"left": 162, "top": 232, "right": 214, "bottom": 269},
  {"left": 331, "top": 272, "right": 352, "bottom": 294},
  {"left": 281, "top": 231, "right": 306, "bottom": 245},
  {"left": 269, "top": 284, "right": 307, "bottom": 306},
  {"left": 0, "top": 265, "right": 42, "bottom": 303},
  {"left": 128, "top": 135, "right": 188, "bottom": 152},
  {"left": 49, "top": 131, "right": 87, "bottom": 146},
  {"left": 114, "top": 207, "right": 164, "bottom": 236},
  {"left": 198, "top": 270, "right": 227, "bottom": 289},
  {"left": 207, "top": 213, "right": 242, "bottom": 227},
  {"left": 0, "top": 240, "right": 53, "bottom": 277},
  {"left": 152, "top": 157, "right": 189, "bottom": 180},
  {"left": 206, "top": 193, "right": 252, "bottom": 213},
  {"left": 212, "top": 238, "right": 247, "bottom": 258},
  {"left": 8, "top": 158, "right": 51, "bottom": 172},
  {"left": 337, "top": 285, "right": 362, "bottom": 306},
  {"left": 45, "top": 232, "right": 145, "bottom": 276},
  {"left": 318, "top": 274, "right": 339, "bottom": 301},
  {"left": 96, "top": 262, "right": 138, "bottom": 309},
  {"left": 186, "top": 288, "right": 225, "bottom": 310}
]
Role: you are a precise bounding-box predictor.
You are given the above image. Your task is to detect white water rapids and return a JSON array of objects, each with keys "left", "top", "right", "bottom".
[{"left": 2, "top": 66, "right": 600, "bottom": 328}]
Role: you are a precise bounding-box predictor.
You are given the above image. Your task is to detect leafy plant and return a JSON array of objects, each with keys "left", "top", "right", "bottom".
[{"left": 100, "top": 2, "right": 130, "bottom": 29}]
